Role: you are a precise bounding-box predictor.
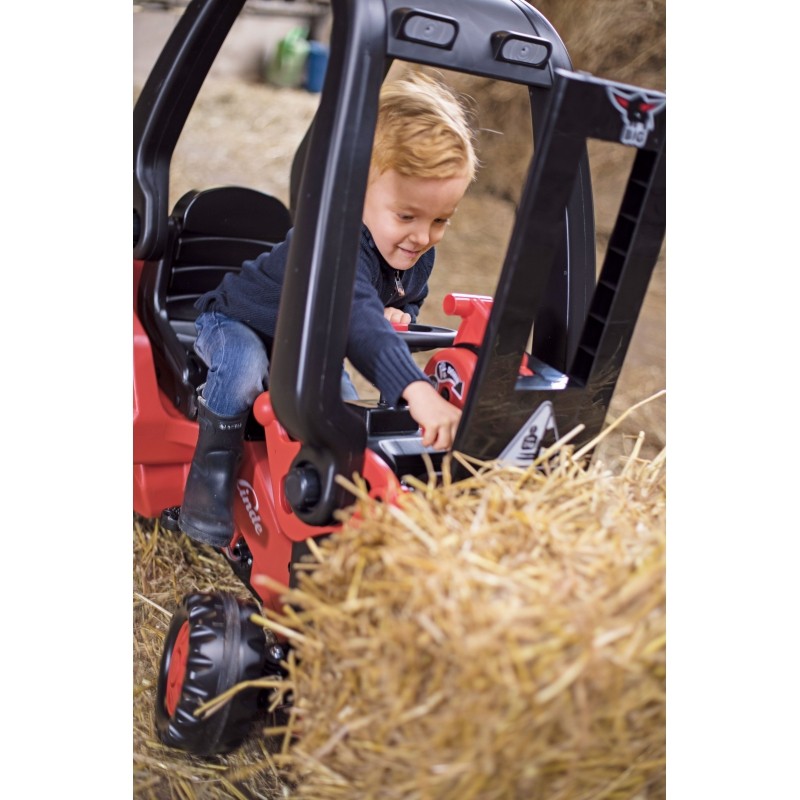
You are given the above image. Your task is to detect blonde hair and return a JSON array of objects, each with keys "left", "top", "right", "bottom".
[{"left": 370, "top": 71, "right": 478, "bottom": 182}]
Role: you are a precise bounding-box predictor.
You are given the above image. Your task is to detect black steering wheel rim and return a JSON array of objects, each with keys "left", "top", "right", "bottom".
[{"left": 394, "top": 323, "right": 456, "bottom": 352}]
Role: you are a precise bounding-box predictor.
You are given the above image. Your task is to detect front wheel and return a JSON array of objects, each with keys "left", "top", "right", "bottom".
[{"left": 155, "top": 591, "right": 268, "bottom": 756}]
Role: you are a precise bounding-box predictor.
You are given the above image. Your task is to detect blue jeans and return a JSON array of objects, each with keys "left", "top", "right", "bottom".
[{"left": 194, "top": 310, "right": 359, "bottom": 416}]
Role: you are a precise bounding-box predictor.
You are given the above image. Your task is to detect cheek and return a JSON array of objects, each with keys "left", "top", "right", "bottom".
[{"left": 376, "top": 216, "right": 402, "bottom": 241}]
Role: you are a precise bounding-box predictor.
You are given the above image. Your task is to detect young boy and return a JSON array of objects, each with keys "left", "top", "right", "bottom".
[{"left": 179, "top": 71, "right": 479, "bottom": 546}]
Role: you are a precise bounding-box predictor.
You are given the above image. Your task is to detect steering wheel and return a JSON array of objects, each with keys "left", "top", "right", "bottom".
[{"left": 392, "top": 322, "right": 457, "bottom": 351}]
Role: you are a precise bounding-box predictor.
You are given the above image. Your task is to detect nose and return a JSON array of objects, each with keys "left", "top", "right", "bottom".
[{"left": 409, "top": 223, "right": 430, "bottom": 248}]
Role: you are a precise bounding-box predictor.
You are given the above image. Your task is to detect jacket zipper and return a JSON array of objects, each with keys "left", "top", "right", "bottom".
[{"left": 393, "top": 270, "right": 406, "bottom": 299}]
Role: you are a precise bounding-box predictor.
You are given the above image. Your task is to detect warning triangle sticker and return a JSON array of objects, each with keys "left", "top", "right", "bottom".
[{"left": 498, "top": 401, "right": 559, "bottom": 467}]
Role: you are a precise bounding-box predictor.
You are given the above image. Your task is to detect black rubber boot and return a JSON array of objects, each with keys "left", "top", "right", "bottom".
[{"left": 178, "top": 398, "right": 249, "bottom": 548}]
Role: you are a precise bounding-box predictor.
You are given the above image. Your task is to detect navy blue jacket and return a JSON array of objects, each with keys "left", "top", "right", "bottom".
[{"left": 195, "top": 225, "right": 433, "bottom": 405}]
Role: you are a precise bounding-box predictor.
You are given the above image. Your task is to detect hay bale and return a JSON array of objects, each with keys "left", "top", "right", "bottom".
[
  {"left": 261, "top": 440, "right": 666, "bottom": 799},
  {"left": 533, "top": 0, "right": 666, "bottom": 88}
]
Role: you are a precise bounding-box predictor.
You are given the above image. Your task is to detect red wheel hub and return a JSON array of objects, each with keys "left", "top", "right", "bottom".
[{"left": 165, "top": 621, "right": 190, "bottom": 716}]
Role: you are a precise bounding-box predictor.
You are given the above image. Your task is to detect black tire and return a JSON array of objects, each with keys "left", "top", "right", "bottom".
[{"left": 155, "top": 591, "right": 268, "bottom": 756}]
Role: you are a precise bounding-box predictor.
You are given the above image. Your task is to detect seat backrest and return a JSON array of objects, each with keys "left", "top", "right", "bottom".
[{"left": 138, "top": 186, "right": 292, "bottom": 419}]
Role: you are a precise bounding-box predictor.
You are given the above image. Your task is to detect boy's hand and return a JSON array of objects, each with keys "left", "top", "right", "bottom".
[
  {"left": 384, "top": 307, "right": 412, "bottom": 325},
  {"left": 402, "top": 380, "right": 461, "bottom": 450}
]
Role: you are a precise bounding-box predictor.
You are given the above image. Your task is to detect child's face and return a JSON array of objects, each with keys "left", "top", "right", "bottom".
[{"left": 363, "top": 169, "right": 470, "bottom": 271}]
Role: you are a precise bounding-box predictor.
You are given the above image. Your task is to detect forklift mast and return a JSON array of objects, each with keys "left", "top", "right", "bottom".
[{"left": 454, "top": 70, "right": 665, "bottom": 469}]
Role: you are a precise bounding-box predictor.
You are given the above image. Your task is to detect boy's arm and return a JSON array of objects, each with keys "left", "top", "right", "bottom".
[
  {"left": 347, "top": 269, "right": 430, "bottom": 406},
  {"left": 402, "top": 380, "right": 461, "bottom": 450},
  {"left": 350, "top": 291, "right": 461, "bottom": 449},
  {"left": 347, "top": 246, "right": 445, "bottom": 410}
]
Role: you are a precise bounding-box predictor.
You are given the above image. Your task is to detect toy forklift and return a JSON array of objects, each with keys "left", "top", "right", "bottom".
[{"left": 134, "top": 0, "right": 665, "bottom": 756}]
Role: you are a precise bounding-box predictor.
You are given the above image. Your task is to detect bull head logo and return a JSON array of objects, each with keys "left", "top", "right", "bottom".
[{"left": 607, "top": 87, "right": 666, "bottom": 147}]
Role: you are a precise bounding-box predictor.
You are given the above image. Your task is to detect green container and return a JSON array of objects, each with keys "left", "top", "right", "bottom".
[{"left": 266, "top": 27, "right": 310, "bottom": 89}]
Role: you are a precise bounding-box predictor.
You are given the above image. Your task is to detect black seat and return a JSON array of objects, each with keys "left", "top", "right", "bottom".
[{"left": 138, "top": 186, "right": 292, "bottom": 419}]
